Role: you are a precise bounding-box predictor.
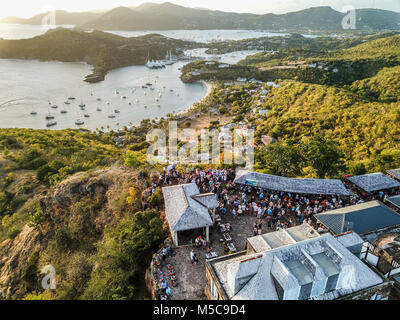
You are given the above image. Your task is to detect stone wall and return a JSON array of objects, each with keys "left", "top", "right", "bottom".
[{"left": 205, "top": 259, "right": 230, "bottom": 300}]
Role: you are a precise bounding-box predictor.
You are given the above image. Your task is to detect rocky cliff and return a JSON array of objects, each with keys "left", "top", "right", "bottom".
[{"left": 0, "top": 167, "right": 160, "bottom": 300}]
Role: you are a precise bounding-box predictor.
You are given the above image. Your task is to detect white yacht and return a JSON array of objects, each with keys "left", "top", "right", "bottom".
[
  {"left": 75, "top": 119, "right": 84, "bottom": 126},
  {"left": 145, "top": 52, "right": 165, "bottom": 69}
]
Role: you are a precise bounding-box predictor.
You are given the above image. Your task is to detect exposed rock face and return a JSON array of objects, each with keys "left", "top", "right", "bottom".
[
  {"left": 261, "top": 135, "right": 278, "bottom": 145},
  {"left": 41, "top": 168, "right": 139, "bottom": 231},
  {"left": 0, "top": 225, "right": 41, "bottom": 299},
  {"left": 0, "top": 167, "right": 141, "bottom": 299}
]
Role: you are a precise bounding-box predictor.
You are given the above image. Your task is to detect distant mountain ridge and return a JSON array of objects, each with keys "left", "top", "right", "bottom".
[
  {"left": 1, "top": 3, "right": 400, "bottom": 31},
  {"left": 1, "top": 10, "right": 103, "bottom": 26}
]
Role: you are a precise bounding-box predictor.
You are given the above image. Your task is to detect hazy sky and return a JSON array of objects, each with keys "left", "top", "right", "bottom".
[{"left": 0, "top": 0, "right": 399, "bottom": 19}]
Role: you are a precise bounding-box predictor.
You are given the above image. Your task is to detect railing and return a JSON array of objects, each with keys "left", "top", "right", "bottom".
[{"left": 362, "top": 241, "right": 400, "bottom": 277}]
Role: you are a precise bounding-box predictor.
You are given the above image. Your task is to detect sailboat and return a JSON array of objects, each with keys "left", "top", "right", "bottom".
[
  {"left": 45, "top": 108, "right": 54, "bottom": 120},
  {"left": 30, "top": 107, "right": 37, "bottom": 115},
  {"left": 46, "top": 120, "right": 57, "bottom": 127},
  {"left": 146, "top": 52, "right": 165, "bottom": 69},
  {"left": 107, "top": 104, "right": 116, "bottom": 119},
  {"left": 163, "top": 50, "right": 175, "bottom": 65}
]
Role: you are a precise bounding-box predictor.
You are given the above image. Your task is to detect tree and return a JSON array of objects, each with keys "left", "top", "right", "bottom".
[
  {"left": 148, "top": 188, "right": 163, "bottom": 208},
  {"left": 123, "top": 151, "right": 144, "bottom": 168},
  {"left": 27, "top": 205, "right": 47, "bottom": 229},
  {"left": 303, "top": 134, "right": 345, "bottom": 178},
  {"left": 375, "top": 149, "right": 400, "bottom": 171},
  {"left": 255, "top": 140, "right": 304, "bottom": 177},
  {"left": 83, "top": 209, "right": 163, "bottom": 300},
  {"left": 348, "top": 162, "right": 367, "bottom": 176}
]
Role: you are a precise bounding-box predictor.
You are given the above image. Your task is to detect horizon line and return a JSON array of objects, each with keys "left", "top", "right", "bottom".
[{"left": 1, "top": 2, "right": 400, "bottom": 21}]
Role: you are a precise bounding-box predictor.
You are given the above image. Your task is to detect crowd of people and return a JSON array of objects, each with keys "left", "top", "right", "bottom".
[
  {"left": 154, "top": 166, "right": 235, "bottom": 194},
  {"left": 149, "top": 166, "right": 366, "bottom": 233},
  {"left": 148, "top": 165, "right": 400, "bottom": 244},
  {"left": 149, "top": 166, "right": 400, "bottom": 233},
  {"left": 151, "top": 166, "right": 400, "bottom": 300}
]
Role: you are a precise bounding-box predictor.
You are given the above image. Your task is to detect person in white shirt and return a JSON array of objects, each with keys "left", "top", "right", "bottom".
[{"left": 190, "top": 250, "right": 195, "bottom": 264}]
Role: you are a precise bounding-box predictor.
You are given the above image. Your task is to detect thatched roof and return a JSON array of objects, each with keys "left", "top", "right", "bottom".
[
  {"left": 234, "top": 169, "right": 351, "bottom": 196},
  {"left": 347, "top": 172, "right": 400, "bottom": 193},
  {"left": 387, "top": 169, "right": 400, "bottom": 181}
]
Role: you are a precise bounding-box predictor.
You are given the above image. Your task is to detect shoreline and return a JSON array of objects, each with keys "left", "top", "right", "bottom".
[{"left": 175, "top": 80, "right": 213, "bottom": 117}]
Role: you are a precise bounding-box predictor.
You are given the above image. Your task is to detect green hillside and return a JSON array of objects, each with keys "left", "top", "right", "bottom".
[
  {"left": 0, "top": 28, "right": 198, "bottom": 83},
  {"left": 350, "top": 66, "right": 400, "bottom": 102}
]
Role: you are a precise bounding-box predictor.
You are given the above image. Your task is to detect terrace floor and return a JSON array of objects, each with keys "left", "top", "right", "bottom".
[{"left": 156, "top": 211, "right": 300, "bottom": 300}]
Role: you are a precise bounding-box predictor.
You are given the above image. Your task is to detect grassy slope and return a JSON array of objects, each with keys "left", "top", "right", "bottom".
[{"left": 252, "top": 80, "right": 400, "bottom": 170}]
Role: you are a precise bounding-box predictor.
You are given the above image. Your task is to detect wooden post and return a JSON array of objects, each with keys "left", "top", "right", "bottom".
[{"left": 174, "top": 232, "right": 179, "bottom": 247}]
